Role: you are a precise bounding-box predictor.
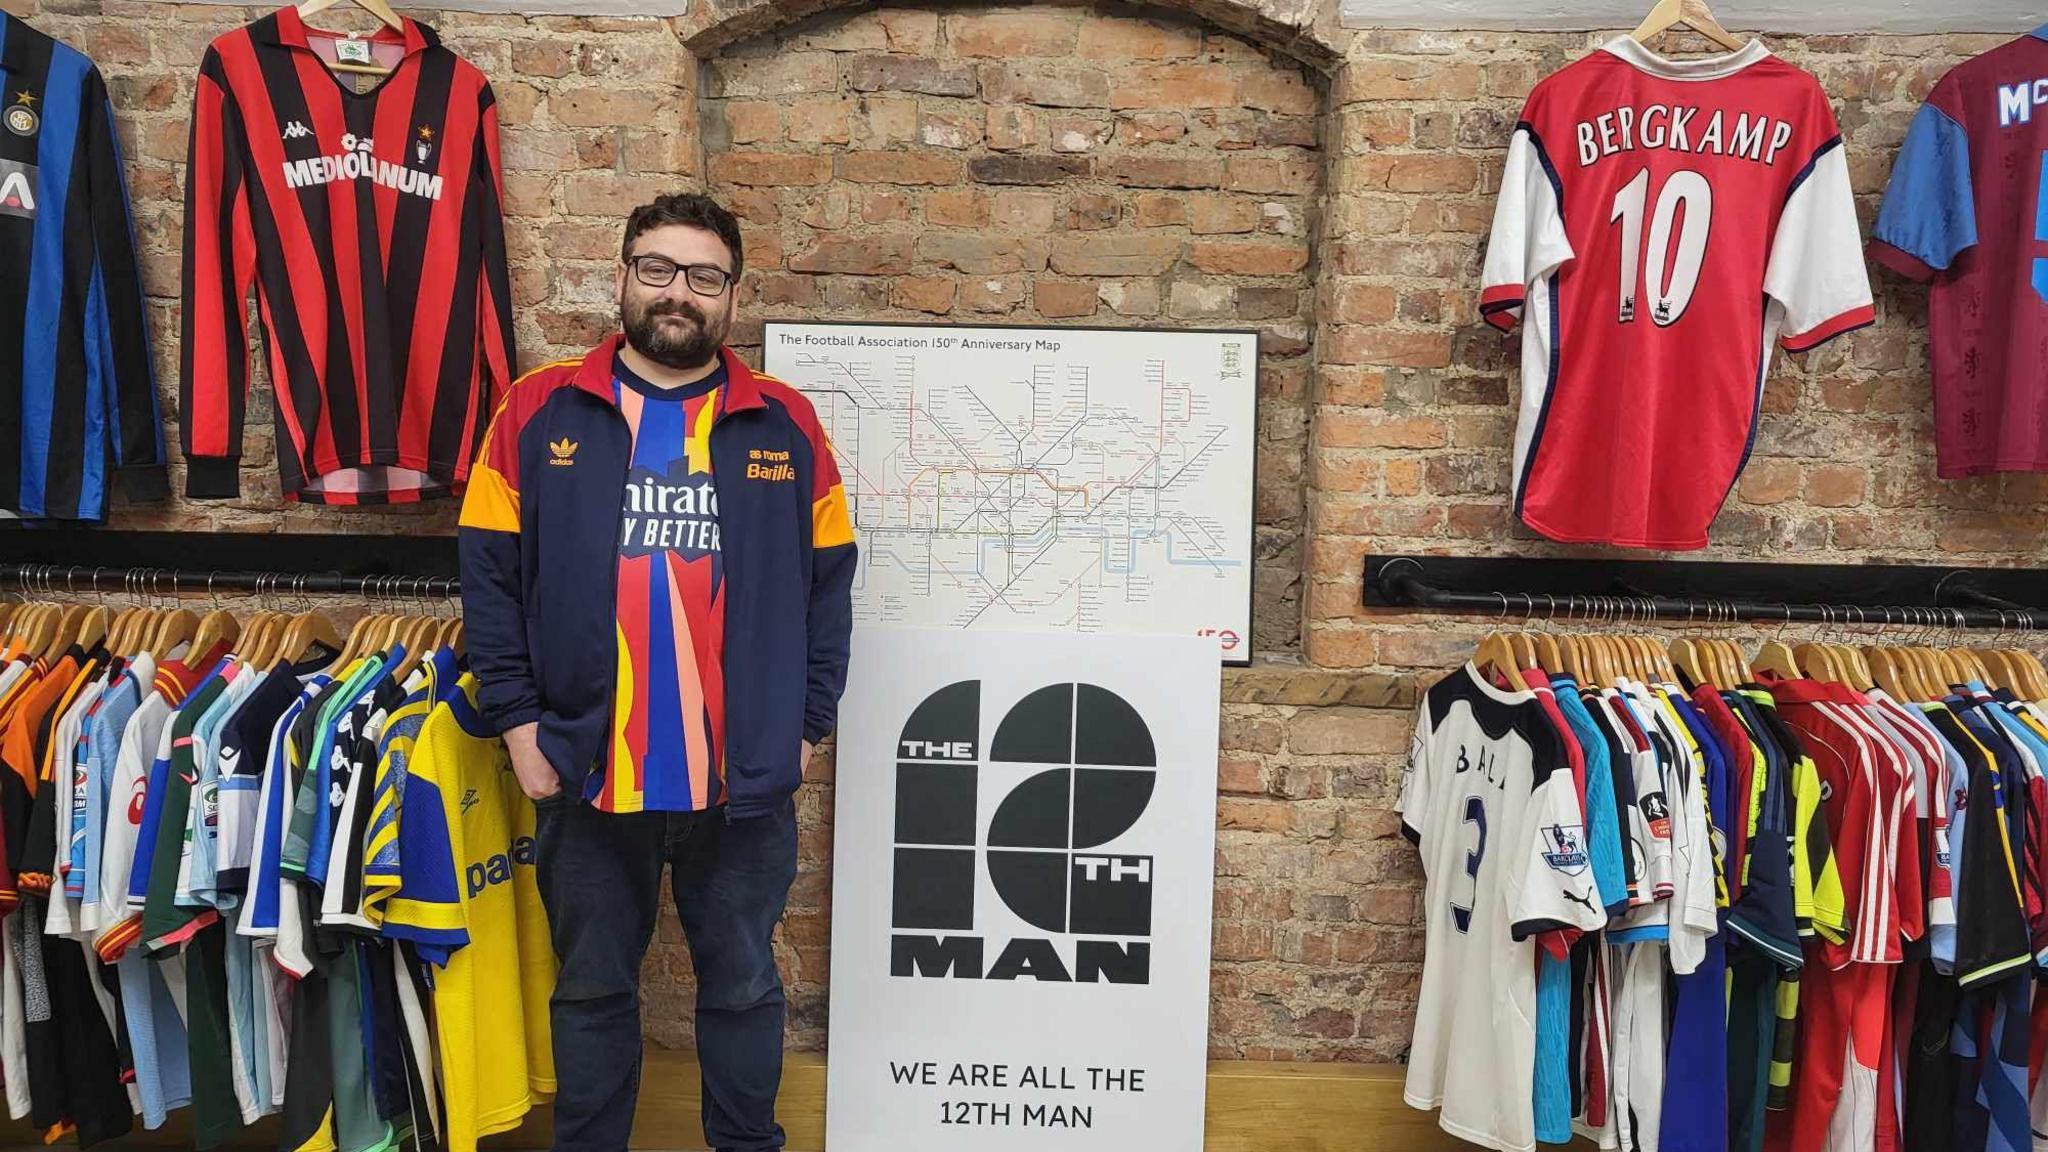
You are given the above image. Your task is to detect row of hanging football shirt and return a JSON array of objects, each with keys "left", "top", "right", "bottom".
[
  {"left": 0, "top": 631, "right": 553, "bottom": 1151},
  {"left": 1400, "top": 653, "right": 2047, "bottom": 1152}
]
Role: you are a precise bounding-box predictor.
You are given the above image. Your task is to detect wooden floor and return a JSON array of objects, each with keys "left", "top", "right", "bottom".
[{"left": 0, "top": 1051, "right": 1489, "bottom": 1150}]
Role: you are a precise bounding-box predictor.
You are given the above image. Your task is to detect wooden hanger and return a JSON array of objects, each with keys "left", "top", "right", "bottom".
[
  {"left": 241, "top": 612, "right": 277, "bottom": 668},
  {"left": 1866, "top": 647, "right": 1912, "bottom": 702},
  {"left": 1795, "top": 642, "right": 1840, "bottom": 683},
  {"left": 2012, "top": 650, "right": 2048, "bottom": 700},
  {"left": 1671, "top": 638, "right": 1710, "bottom": 687},
  {"left": 281, "top": 611, "right": 345, "bottom": 670},
  {"left": 1533, "top": 633, "right": 1564, "bottom": 678},
  {"left": 1508, "top": 633, "right": 1539, "bottom": 675},
  {"left": 74, "top": 606, "right": 110, "bottom": 653},
  {"left": 192, "top": 610, "right": 241, "bottom": 663},
  {"left": 299, "top": 0, "right": 403, "bottom": 30},
  {"left": 329, "top": 612, "right": 378, "bottom": 672},
  {"left": 1755, "top": 641, "right": 1801, "bottom": 680},
  {"left": 1838, "top": 644, "right": 1875, "bottom": 692},
  {"left": 297, "top": 0, "right": 403, "bottom": 77},
  {"left": 39, "top": 605, "right": 85, "bottom": 663},
  {"left": 18, "top": 606, "right": 57, "bottom": 668},
  {"left": 1631, "top": 0, "right": 1749, "bottom": 52},
  {"left": 148, "top": 609, "right": 200, "bottom": 662},
  {"left": 1476, "top": 633, "right": 1531, "bottom": 691},
  {"left": 391, "top": 615, "right": 439, "bottom": 682},
  {"left": 374, "top": 612, "right": 408, "bottom": 658}
]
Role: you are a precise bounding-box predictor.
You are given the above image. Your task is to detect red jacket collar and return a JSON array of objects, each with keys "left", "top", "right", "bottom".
[{"left": 570, "top": 335, "right": 766, "bottom": 415}]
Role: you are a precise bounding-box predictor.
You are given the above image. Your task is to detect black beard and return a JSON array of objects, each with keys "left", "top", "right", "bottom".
[{"left": 622, "top": 297, "right": 724, "bottom": 370}]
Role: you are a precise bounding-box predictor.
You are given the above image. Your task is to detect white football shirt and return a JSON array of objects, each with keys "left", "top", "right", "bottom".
[{"left": 1402, "top": 663, "right": 1606, "bottom": 1152}]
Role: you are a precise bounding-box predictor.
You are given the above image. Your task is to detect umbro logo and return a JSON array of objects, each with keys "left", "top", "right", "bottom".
[
  {"left": 282, "top": 121, "right": 312, "bottom": 140},
  {"left": 549, "top": 437, "right": 578, "bottom": 466}
]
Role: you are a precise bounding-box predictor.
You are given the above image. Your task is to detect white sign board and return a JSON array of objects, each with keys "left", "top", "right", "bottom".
[
  {"left": 765, "top": 322, "right": 1258, "bottom": 664},
  {"left": 826, "top": 627, "right": 1221, "bottom": 1152}
]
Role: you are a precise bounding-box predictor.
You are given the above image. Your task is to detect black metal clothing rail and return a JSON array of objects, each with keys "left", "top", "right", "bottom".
[
  {"left": 1366, "top": 555, "right": 2048, "bottom": 632},
  {"left": 0, "top": 531, "right": 460, "bottom": 599},
  {"left": 0, "top": 564, "right": 458, "bottom": 600}
]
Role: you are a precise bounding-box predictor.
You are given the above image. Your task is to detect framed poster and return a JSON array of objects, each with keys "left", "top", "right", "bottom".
[
  {"left": 765, "top": 321, "right": 1258, "bottom": 665},
  {"left": 825, "top": 627, "right": 1221, "bottom": 1152}
]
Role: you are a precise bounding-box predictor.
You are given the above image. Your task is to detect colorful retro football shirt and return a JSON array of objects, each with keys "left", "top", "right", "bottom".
[{"left": 597, "top": 357, "right": 727, "bottom": 814}]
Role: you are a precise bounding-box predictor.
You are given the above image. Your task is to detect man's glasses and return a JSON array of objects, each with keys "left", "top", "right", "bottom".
[{"left": 626, "top": 255, "right": 734, "bottom": 296}]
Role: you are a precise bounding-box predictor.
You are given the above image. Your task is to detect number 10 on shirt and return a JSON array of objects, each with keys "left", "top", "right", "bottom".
[{"left": 1610, "top": 167, "right": 1713, "bottom": 327}]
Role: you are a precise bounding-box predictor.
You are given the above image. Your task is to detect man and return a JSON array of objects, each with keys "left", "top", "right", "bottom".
[{"left": 458, "top": 192, "right": 857, "bottom": 1152}]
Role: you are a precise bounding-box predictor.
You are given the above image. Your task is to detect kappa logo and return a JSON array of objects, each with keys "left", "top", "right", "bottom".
[
  {"left": 282, "top": 120, "right": 313, "bottom": 141},
  {"left": 890, "top": 680, "right": 1158, "bottom": 985},
  {"left": 549, "top": 437, "right": 579, "bottom": 466},
  {"left": 1541, "top": 823, "right": 1590, "bottom": 875},
  {"left": 0, "top": 161, "right": 37, "bottom": 219}
]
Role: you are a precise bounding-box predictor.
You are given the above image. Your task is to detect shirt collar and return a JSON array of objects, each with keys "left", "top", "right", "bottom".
[
  {"left": 575, "top": 333, "right": 765, "bottom": 415},
  {"left": 263, "top": 6, "right": 433, "bottom": 62},
  {"left": 1601, "top": 35, "right": 1770, "bottom": 81}
]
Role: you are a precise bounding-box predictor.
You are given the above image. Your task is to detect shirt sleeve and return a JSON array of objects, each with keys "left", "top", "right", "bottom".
[
  {"left": 1480, "top": 115, "right": 1575, "bottom": 332},
  {"left": 379, "top": 716, "right": 468, "bottom": 968},
  {"left": 1764, "top": 95, "right": 1876, "bottom": 353},
  {"left": 1399, "top": 705, "right": 1434, "bottom": 848},
  {"left": 470, "top": 84, "right": 516, "bottom": 433},
  {"left": 178, "top": 50, "right": 259, "bottom": 500},
  {"left": 1870, "top": 89, "right": 1976, "bottom": 282},
  {"left": 798, "top": 401, "right": 857, "bottom": 745},
  {"left": 1507, "top": 718, "right": 1606, "bottom": 941},
  {"left": 458, "top": 392, "right": 540, "bottom": 735},
  {"left": 80, "top": 64, "right": 166, "bottom": 502}
]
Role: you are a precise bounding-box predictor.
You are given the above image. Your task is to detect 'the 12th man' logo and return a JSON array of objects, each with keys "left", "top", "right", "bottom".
[{"left": 890, "top": 680, "right": 1157, "bottom": 984}]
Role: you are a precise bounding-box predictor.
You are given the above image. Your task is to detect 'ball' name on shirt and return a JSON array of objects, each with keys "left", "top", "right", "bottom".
[{"left": 1575, "top": 105, "right": 1798, "bottom": 168}]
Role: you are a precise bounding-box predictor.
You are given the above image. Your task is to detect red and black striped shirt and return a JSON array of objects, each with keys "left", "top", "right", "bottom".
[{"left": 180, "top": 9, "right": 516, "bottom": 505}]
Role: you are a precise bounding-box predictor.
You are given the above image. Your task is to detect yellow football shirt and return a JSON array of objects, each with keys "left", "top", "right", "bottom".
[{"left": 382, "top": 673, "right": 556, "bottom": 1152}]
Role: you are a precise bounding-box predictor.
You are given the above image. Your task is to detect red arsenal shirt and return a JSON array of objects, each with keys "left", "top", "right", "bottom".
[
  {"left": 179, "top": 9, "right": 516, "bottom": 504},
  {"left": 1482, "top": 39, "right": 1873, "bottom": 550}
]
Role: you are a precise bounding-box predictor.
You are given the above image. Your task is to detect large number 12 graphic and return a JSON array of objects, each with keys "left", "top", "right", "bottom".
[
  {"left": 1450, "top": 794, "right": 1487, "bottom": 934},
  {"left": 1609, "top": 167, "right": 1713, "bottom": 327}
]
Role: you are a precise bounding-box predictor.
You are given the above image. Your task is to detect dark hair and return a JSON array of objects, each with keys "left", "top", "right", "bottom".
[{"left": 621, "top": 192, "right": 743, "bottom": 273}]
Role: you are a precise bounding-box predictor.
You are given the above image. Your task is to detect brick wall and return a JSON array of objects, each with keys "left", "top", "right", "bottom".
[
  {"left": 6, "top": 0, "right": 2045, "bottom": 1059},
  {"left": 698, "top": 5, "right": 1322, "bottom": 650}
]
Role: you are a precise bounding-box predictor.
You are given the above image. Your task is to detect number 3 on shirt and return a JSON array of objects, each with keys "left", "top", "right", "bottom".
[
  {"left": 1609, "top": 167, "right": 1713, "bottom": 327},
  {"left": 1451, "top": 794, "right": 1488, "bottom": 933}
]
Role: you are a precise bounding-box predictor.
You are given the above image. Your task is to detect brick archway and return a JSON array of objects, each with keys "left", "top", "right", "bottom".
[{"left": 676, "top": 0, "right": 1344, "bottom": 71}]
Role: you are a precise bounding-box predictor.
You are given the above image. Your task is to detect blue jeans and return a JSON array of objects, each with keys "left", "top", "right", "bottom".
[{"left": 533, "top": 794, "right": 798, "bottom": 1152}]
